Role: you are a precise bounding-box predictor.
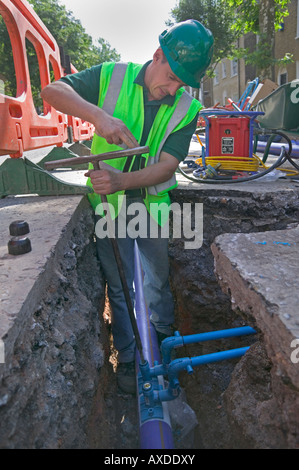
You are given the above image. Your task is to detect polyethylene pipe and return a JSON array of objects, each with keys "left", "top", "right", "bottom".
[
  {"left": 134, "top": 242, "right": 174, "bottom": 449},
  {"left": 255, "top": 140, "right": 299, "bottom": 158}
]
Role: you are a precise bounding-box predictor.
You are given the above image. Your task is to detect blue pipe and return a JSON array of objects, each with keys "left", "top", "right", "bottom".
[
  {"left": 167, "top": 347, "right": 250, "bottom": 386},
  {"left": 161, "top": 327, "right": 256, "bottom": 364}
]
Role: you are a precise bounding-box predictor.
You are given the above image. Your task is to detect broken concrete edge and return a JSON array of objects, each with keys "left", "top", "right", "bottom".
[
  {"left": 211, "top": 225, "right": 299, "bottom": 390},
  {"left": 0, "top": 195, "right": 95, "bottom": 360}
]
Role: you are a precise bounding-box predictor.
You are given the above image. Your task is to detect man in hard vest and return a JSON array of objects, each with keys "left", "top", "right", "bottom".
[{"left": 41, "top": 20, "right": 214, "bottom": 394}]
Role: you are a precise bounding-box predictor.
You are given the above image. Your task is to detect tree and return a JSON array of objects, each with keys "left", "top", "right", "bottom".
[
  {"left": 168, "top": 0, "right": 239, "bottom": 67},
  {"left": 0, "top": 16, "right": 17, "bottom": 96},
  {"left": 28, "top": 0, "right": 120, "bottom": 70},
  {"left": 228, "top": 0, "right": 292, "bottom": 79},
  {"left": 168, "top": 0, "right": 292, "bottom": 80},
  {"left": 0, "top": 0, "right": 120, "bottom": 106}
]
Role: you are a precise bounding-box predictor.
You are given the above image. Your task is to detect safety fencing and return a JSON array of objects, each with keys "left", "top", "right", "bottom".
[{"left": 0, "top": 0, "right": 94, "bottom": 159}]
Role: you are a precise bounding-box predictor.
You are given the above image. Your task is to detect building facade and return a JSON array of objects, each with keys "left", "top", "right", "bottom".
[{"left": 200, "top": 0, "right": 299, "bottom": 107}]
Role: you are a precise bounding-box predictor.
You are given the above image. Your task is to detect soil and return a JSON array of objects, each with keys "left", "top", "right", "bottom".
[
  {"left": 99, "top": 294, "right": 139, "bottom": 449},
  {"left": 100, "top": 296, "right": 213, "bottom": 450}
]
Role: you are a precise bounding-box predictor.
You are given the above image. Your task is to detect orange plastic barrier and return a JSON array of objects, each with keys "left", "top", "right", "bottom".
[
  {"left": 66, "top": 63, "right": 95, "bottom": 142},
  {"left": 0, "top": 0, "right": 94, "bottom": 158}
]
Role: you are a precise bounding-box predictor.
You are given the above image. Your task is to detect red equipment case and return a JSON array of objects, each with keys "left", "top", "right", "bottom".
[{"left": 208, "top": 116, "right": 250, "bottom": 158}]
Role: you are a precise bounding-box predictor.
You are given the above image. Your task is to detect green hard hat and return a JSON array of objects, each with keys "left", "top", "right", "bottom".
[{"left": 159, "top": 19, "right": 214, "bottom": 88}]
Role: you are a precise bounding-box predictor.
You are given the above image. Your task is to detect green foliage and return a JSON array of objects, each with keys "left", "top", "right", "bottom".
[
  {"left": 0, "top": 16, "right": 17, "bottom": 96},
  {"left": 0, "top": 0, "right": 120, "bottom": 106},
  {"left": 228, "top": 0, "right": 290, "bottom": 34},
  {"left": 28, "top": 0, "right": 120, "bottom": 70},
  {"left": 168, "top": 0, "right": 239, "bottom": 65},
  {"left": 228, "top": 0, "right": 291, "bottom": 77},
  {"left": 169, "top": 0, "right": 292, "bottom": 79}
]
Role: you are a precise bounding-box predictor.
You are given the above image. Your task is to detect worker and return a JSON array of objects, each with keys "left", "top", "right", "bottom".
[{"left": 41, "top": 19, "right": 214, "bottom": 394}]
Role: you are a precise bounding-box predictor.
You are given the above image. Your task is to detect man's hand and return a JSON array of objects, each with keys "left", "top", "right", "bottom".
[
  {"left": 85, "top": 151, "right": 179, "bottom": 196},
  {"left": 85, "top": 168, "right": 123, "bottom": 195},
  {"left": 41, "top": 81, "right": 138, "bottom": 149},
  {"left": 94, "top": 114, "right": 139, "bottom": 149}
]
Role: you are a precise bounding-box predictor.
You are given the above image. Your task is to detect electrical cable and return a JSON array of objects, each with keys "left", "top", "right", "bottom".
[
  {"left": 178, "top": 146, "right": 287, "bottom": 184},
  {"left": 271, "top": 130, "right": 299, "bottom": 171},
  {"left": 180, "top": 127, "right": 299, "bottom": 184}
]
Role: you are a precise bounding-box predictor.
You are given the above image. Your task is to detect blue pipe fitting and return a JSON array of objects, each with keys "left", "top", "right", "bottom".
[
  {"left": 167, "top": 357, "right": 192, "bottom": 382},
  {"left": 142, "top": 381, "right": 156, "bottom": 408},
  {"left": 138, "top": 326, "right": 257, "bottom": 425},
  {"left": 157, "top": 379, "right": 181, "bottom": 402},
  {"left": 160, "top": 326, "right": 256, "bottom": 365},
  {"left": 164, "top": 347, "right": 251, "bottom": 388},
  {"left": 161, "top": 331, "right": 184, "bottom": 365},
  {"left": 139, "top": 359, "right": 151, "bottom": 382}
]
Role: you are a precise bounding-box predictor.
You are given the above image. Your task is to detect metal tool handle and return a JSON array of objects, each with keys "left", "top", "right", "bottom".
[
  {"left": 44, "top": 146, "right": 149, "bottom": 170},
  {"left": 93, "top": 160, "right": 145, "bottom": 364}
]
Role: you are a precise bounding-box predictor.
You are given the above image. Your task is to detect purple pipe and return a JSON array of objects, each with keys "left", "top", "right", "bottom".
[
  {"left": 134, "top": 242, "right": 174, "bottom": 449},
  {"left": 255, "top": 140, "right": 299, "bottom": 158},
  {"left": 195, "top": 134, "right": 299, "bottom": 158}
]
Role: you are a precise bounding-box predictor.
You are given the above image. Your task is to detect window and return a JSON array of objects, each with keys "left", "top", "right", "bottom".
[
  {"left": 222, "top": 62, "right": 227, "bottom": 79},
  {"left": 214, "top": 67, "right": 219, "bottom": 85},
  {"left": 278, "top": 70, "right": 288, "bottom": 85},
  {"left": 231, "top": 59, "right": 238, "bottom": 77},
  {"left": 296, "top": 61, "right": 299, "bottom": 79}
]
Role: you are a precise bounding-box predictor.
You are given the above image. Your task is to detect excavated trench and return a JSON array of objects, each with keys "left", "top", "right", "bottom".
[
  {"left": 0, "top": 182, "right": 298, "bottom": 449},
  {"left": 98, "top": 182, "right": 299, "bottom": 449}
]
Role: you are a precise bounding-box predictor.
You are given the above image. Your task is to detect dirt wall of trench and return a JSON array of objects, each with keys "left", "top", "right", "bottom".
[
  {"left": 1, "top": 184, "right": 298, "bottom": 449},
  {"left": 168, "top": 185, "right": 299, "bottom": 448}
]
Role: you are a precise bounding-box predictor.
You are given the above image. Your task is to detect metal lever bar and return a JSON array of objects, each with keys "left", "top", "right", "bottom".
[
  {"left": 45, "top": 146, "right": 149, "bottom": 363},
  {"left": 45, "top": 147, "right": 149, "bottom": 364},
  {"left": 44, "top": 146, "right": 149, "bottom": 170},
  {"left": 93, "top": 158, "right": 146, "bottom": 364}
]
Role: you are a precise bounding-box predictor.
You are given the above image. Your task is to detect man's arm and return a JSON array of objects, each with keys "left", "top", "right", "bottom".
[
  {"left": 85, "top": 151, "right": 179, "bottom": 195},
  {"left": 40, "top": 81, "right": 139, "bottom": 149}
]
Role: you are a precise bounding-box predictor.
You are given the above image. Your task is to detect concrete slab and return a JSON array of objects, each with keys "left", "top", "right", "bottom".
[
  {"left": 211, "top": 225, "right": 299, "bottom": 388},
  {"left": 0, "top": 195, "right": 83, "bottom": 341},
  {"left": 0, "top": 192, "right": 106, "bottom": 448}
]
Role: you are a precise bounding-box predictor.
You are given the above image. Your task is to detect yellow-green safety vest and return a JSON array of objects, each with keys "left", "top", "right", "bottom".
[{"left": 87, "top": 61, "right": 201, "bottom": 225}]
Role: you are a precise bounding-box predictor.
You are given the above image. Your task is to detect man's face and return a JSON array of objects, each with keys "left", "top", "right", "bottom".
[{"left": 144, "top": 48, "right": 186, "bottom": 101}]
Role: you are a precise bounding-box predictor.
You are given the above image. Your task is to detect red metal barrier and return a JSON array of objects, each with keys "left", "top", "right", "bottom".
[{"left": 0, "top": 0, "right": 93, "bottom": 158}]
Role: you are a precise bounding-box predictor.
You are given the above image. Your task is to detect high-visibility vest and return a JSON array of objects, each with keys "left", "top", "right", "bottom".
[{"left": 87, "top": 62, "right": 201, "bottom": 225}]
